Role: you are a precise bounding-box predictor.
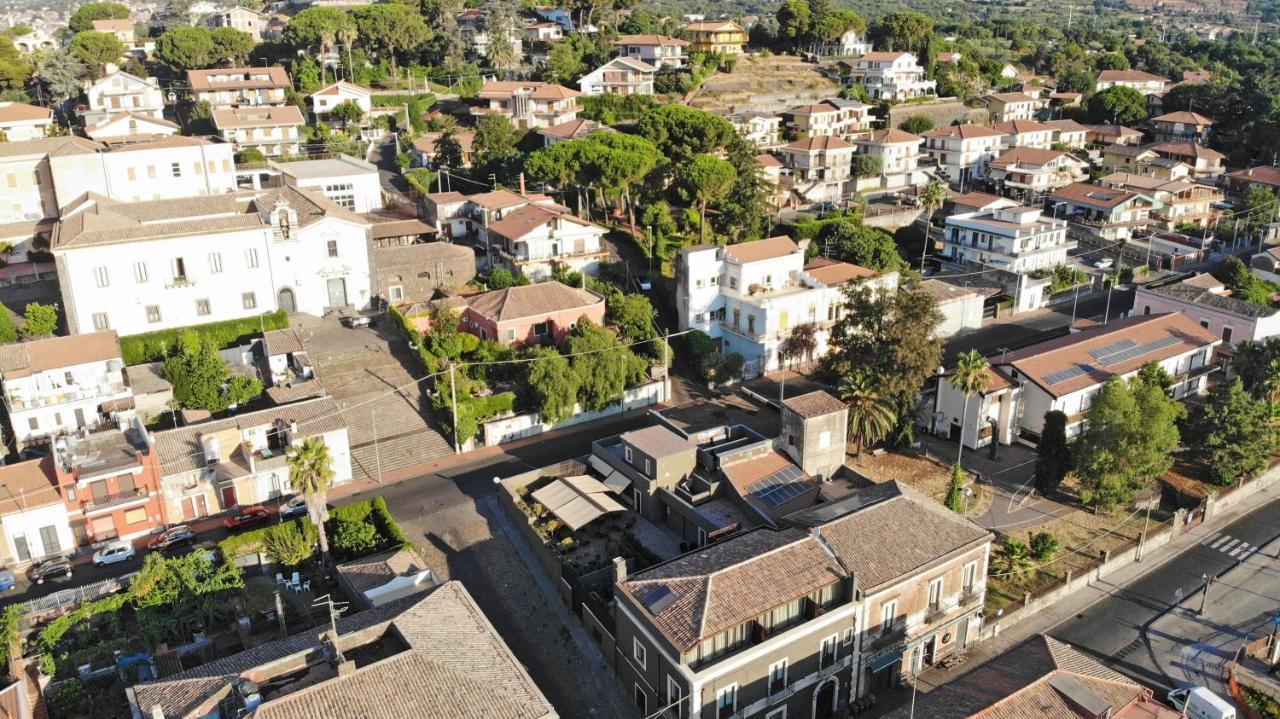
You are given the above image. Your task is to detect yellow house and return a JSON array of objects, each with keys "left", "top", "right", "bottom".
[{"left": 682, "top": 20, "right": 748, "bottom": 55}]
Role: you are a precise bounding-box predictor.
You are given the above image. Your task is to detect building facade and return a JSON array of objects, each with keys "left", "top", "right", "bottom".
[
  {"left": 578, "top": 57, "right": 657, "bottom": 96},
  {"left": 841, "top": 52, "right": 935, "bottom": 101},
  {"left": 188, "top": 66, "right": 291, "bottom": 109},
  {"left": 941, "top": 205, "right": 1074, "bottom": 274},
  {"left": 614, "top": 34, "right": 688, "bottom": 69}
]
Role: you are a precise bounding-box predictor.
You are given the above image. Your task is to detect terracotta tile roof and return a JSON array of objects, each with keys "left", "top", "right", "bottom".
[
  {"left": 1050, "top": 182, "right": 1144, "bottom": 209},
  {"left": 465, "top": 281, "right": 603, "bottom": 323},
  {"left": 154, "top": 397, "right": 346, "bottom": 476},
  {"left": 804, "top": 257, "right": 875, "bottom": 285},
  {"left": 126, "top": 361, "right": 171, "bottom": 395},
  {"left": 723, "top": 236, "right": 800, "bottom": 263},
  {"left": 859, "top": 51, "right": 910, "bottom": 62},
  {"left": 0, "top": 136, "right": 100, "bottom": 159},
  {"left": 755, "top": 154, "right": 783, "bottom": 167},
  {"left": 211, "top": 105, "right": 305, "bottom": 129},
  {"left": 0, "top": 457, "right": 61, "bottom": 515},
  {"left": 1142, "top": 276, "right": 1278, "bottom": 319},
  {"left": 105, "top": 135, "right": 209, "bottom": 152},
  {"left": 1048, "top": 92, "right": 1083, "bottom": 101},
  {"left": 537, "top": 118, "right": 605, "bottom": 139},
  {"left": 783, "top": 390, "right": 847, "bottom": 418},
  {"left": 865, "top": 128, "right": 922, "bottom": 144},
  {"left": 1087, "top": 124, "right": 1144, "bottom": 139},
  {"left": 372, "top": 241, "right": 469, "bottom": 269},
  {"left": 469, "top": 189, "right": 536, "bottom": 210},
  {"left": 337, "top": 547, "right": 430, "bottom": 596},
  {"left": 783, "top": 135, "right": 855, "bottom": 152},
  {"left": 425, "top": 191, "right": 467, "bottom": 204},
  {"left": 413, "top": 131, "right": 476, "bottom": 154},
  {"left": 1097, "top": 69, "right": 1166, "bottom": 83},
  {"left": 0, "top": 331, "right": 121, "bottom": 378},
  {"left": 615, "top": 34, "right": 688, "bottom": 46},
  {"left": 1104, "top": 144, "right": 1155, "bottom": 158},
  {"left": 1228, "top": 165, "right": 1280, "bottom": 186},
  {"left": 90, "top": 18, "right": 133, "bottom": 32},
  {"left": 722, "top": 451, "right": 819, "bottom": 520},
  {"left": 531, "top": 83, "right": 581, "bottom": 100},
  {"left": 786, "top": 101, "right": 841, "bottom": 115},
  {"left": 683, "top": 20, "right": 745, "bottom": 32},
  {"left": 486, "top": 203, "right": 593, "bottom": 240},
  {"left": 1153, "top": 110, "right": 1213, "bottom": 125},
  {"left": 261, "top": 328, "right": 304, "bottom": 356},
  {"left": 992, "top": 119, "right": 1052, "bottom": 135},
  {"left": 187, "top": 66, "right": 290, "bottom": 91},
  {"left": 0, "top": 101, "right": 52, "bottom": 123},
  {"left": 989, "top": 146, "right": 1067, "bottom": 168},
  {"left": 950, "top": 191, "right": 1016, "bottom": 212},
  {"left": 1000, "top": 312, "right": 1220, "bottom": 397},
  {"left": 620, "top": 425, "right": 692, "bottom": 458},
  {"left": 1148, "top": 140, "right": 1224, "bottom": 161},
  {"left": 310, "top": 81, "right": 372, "bottom": 97},
  {"left": 986, "top": 92, "right": 1037, "bottom": 103},
  {"left": 87, "top": 111, "right": 180, "bottom": 132},
  {"left": 884, "top": 635, "right": 1170, "bottom": 719},
  {"left": 917, "top": 279, "right": 980, "bottom": 304},
  {"left": 922, "top": 124, "right": 1005, "bottom": 140}
]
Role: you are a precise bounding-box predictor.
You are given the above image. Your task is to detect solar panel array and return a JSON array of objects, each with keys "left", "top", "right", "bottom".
[
  {"left": 1088, "top": 339, "right": 1136, "bottom": 361},
  {"left": 746, "top": 465, "right": 810, "bottom": 509},
  {"left": 642, "top": 585, "right": 677, "bottom": 615},
  {"left": 1093, "top": 335, "right": 1181, "bottom": 367},
  {"left": 1044, "top": 365, "right": 1093, "bottom": 385}
]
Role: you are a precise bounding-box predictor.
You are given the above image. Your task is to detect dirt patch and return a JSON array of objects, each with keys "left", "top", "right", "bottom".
[
  {"left": 844, "top": 450, "right": 993, "bottom": 518},
  {"left": 690, "top": 53, "right": 839, "bottom": 114}
]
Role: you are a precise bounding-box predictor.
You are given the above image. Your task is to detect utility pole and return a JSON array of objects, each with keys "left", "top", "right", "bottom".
[
  {"left": 1136, "top": 500, "right": 1153, "bottom": 561},
  {"left": 1197, "top": 573, "right": 1214, "bottom": 615},
  {"left": 312, "top": 595, "right": 350, "bottom": 660},
  {"left": 449, "top": 363, "right": 461, "bottom": 454}
]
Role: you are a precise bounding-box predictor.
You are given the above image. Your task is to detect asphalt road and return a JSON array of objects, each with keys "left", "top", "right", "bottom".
[{"left": 1048, "top": 496, "right": 1280, "bottom": 693}]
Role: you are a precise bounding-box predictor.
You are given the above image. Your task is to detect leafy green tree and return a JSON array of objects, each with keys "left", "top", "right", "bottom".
[
  {"left": 21, "top": 302, "right": 57, "bottom": 338},
  {"left": 235, "top": 147, "right": 266, "bottom": 164},
  {"left": 781, "top": 322, "right": 817, "bottom": 367},
  {"left": 482, "top": 0, "right": 519, "bottom": 69},
  {"left": 1075, "top": 377, "right": 1184, "bottom": 512},
  {"left": 950, "top": 349, "right": 989, "bottom": 464},
  {"left": 678, "top": 153, "right": 736, "bottom": 242},
  {"left": 37, "top": 50, "right": 86, "bottom": 102},
  {"left": 817, "top": 219, "right": 902, "bottom": 271},
  {"left": 0, "top": 305, "right": 16, "bottom": 344},
  {"left": 155, "top": 26, "right": 215, "bottom": 70},
  {"left": 1232, "top": 338, "right": 1280, "bottom": 400},
  {"left": 328, "top": 99, "right": 364, "bottom": 129},
  {"left": 839, "top": 82, "right": 870, "bottom": 103},
  {"left": 714, "top": 137, "right": 773, "bottom": 242},
  {"left": 1034, "top": 410, "right": 1071, "bottom": 497},
  {"left": 1239, "top": 186, "right": 1278, "bottom": 229},
  {"left": 898, "top": 114, "right": 934, "bottom": 134},
  {"left": 352, "top": 4, "right": 430, "bottom": 75},
  {"left": 853, "top": 153, "right": 883, "bottom": 178},
  {"left": 68, "top": 2, "right": 130, "bottom": 33},
  {"left": 69, "top": 31, "right": 123, "bottom": 77},
  {"left": 636, "top": 104, "right": 735, "bottom": 163},
  {"left": 544, "top": 38, "right": 585, "bottom": 84},
  {"left": 607, "top": 292, "right": 657, "bottom": 344},
  {"left": 944, "top": 463, "right": 966, "bottom": 513},
  {"left": 641, "top": 200, "right": 676, "bottom": 242},
  {"left": 283, "top": 6, "right": 356, "bottom": 54},
  {"left": 472, "top": 112, "right": 521, "bottom": 181},
  {"left": 565, "top": 318, "right": 646, "bottom": 411},
  {"left": 1136, "top": 360, "right": 1173, "bottom": 390},
  {"left": 162, "top": 333, "right": 262, "bottom": 411},
  {"left": 839, "top": 370, "right": 895, "bottom": 454},
  {"left": 332, "top": 519, "right": 380, "bottom": 558},
  {"left": 0, "top": 36, "right": 33, "bottom": 91},
  {"left": 433, "top": 130, "right": 465, "bottom": 169},
  {"left": 993, "top": 538, "right": 1033, "bottom": 579},
  {"left": 209, "top": 27, "right": 255, "bottom": 66},
  {"left": 1184, "top": 378, "right": 1276, "bottom": 486},
  {"left": 263, "top": 522, "right": 316, "bottom": 566},
  {"left": 1086, "top": 85, "right": 1149, "bottom": 125},
  {"left": 527, "top": 346, "right": 579, "bottom": 423},
  {"left": 288, "top": 437, "right": 335, "bottom": 562},
  {"left": 812, "top": 9, "right": 866, "bottom": 44},
  {"left": 488, "top": 267, "right": 517, "bottom": 289},
  {"left": 776, "top": 0, "right": 812, "bottom": 44},
  {"left": 1216, "top": 254, "right": 1275, "bottom": 307},
  {"left": 1029, "top": 531, "right": 1059, "bottom": 561},
  {"left": 873, "top": 11, "right": 933, "bottom": 52},
  {"left": 822, "top": 281, "right": 943, "bottom": 444}
]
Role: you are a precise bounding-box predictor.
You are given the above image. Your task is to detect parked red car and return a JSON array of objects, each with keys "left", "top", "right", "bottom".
[{"left": 223, "top": 506, "right": 272, "bottom": 532}]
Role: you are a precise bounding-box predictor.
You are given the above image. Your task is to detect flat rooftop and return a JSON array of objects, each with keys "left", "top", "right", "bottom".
[{"left": 275, "top": 156, "right": 377, "bottom": 179}]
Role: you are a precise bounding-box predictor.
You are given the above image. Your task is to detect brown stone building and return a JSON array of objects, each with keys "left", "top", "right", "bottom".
[{"left": 373, "top": 241, "right": 477, "bottom": 304}]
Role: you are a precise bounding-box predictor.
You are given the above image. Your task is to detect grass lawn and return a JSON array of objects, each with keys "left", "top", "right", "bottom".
[{"left": 847, "top": 450, "right": 994, "bottom": 519}]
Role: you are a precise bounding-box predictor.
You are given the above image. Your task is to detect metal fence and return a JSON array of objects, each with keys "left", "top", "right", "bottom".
[{"left": 8, "top": 572, "right": 137, "bottom": 624}]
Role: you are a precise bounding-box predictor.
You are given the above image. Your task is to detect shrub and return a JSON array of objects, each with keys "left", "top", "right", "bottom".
[
  {"left": 120, "top": 310, "right": 288, "bottom": 364},
  {"left": 262, "top": 522, "right": 316, "bottom": 567},
  {"left": 1029, "top": 532, "right": 1059, "bottom": 561},
  {"left": 332, "top": 519, "right": 380, "bottom": 558}
]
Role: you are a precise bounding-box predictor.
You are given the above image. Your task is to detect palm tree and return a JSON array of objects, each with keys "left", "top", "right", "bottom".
[
  {"left": 287, "top": 437, "right": 336, "bottom": 563},
  {"left": 839, "top": 371, "right": 897, "bottom": 454},
  {"left": 918, "top": 179, "right": 948, "bottom": 271},
  {"left": 994, "top": 538, "right": 1033, "bottom": 579},
  {"left": 950, "top": 349, "right": 990, "bottom": 465}
]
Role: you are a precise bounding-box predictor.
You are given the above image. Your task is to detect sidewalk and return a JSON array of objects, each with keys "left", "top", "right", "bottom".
[{"left": 913, "top": 480, "right": 1278, "bottom": 696}]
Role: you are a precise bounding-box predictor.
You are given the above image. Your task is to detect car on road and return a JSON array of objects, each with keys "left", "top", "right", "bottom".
[
  {"left": 1167, "top": 687, "right": 1236, "bottom": 719},
  {"left": 223, "top": 506, "right": 272, "bottom": 532},
  {"left": 0, "top": 569, "right": 16, "bottom": 591},
  {"left": 1093, "top": 258, "right": 1115, "bottom": 269},
  {"left": 28, "top": 557, "right": 72, "bottom": 584},
  {"left": 279, "top": 495, "right": 308, "bottom": 520},
  {"left": 150, "top": 526, "right": 195, "bottom": 554},
  {"left": 92, "top": 540, "right": 136, "bottom": 567}
]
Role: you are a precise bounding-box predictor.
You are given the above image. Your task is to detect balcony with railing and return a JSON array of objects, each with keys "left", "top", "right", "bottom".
[{"left": 83, "top": 487, "right": 149, "bottom": 514}]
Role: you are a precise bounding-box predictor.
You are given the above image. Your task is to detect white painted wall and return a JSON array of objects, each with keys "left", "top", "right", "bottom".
[{"left": 1, "top": 502, "right": 74, "bottom": 562}]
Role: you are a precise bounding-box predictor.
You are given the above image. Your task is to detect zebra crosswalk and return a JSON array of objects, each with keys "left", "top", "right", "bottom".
[{"left": 1200, "top": 532, "right": 1263, "bottom": 561}]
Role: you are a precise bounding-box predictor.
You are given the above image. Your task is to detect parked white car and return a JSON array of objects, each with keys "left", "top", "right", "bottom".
[
  {"left": 92, "top": 540, "right": 136, "bottom": 567},
  {"left": 1167, "top": 687, "right": 1236, "bottom": 719},
  {"left": 1094, "top": 257, "right": 1115, "bottom": 269}
]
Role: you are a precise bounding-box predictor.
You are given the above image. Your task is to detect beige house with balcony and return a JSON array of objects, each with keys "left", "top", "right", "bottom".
[
  {"left": 578, "top": 57, "right": 656, "bottom": 96},
  {"left": 1099, "top": 172, "right": 1222, "bottom": 230},
  {"left": 614, "top": 34, "right": 688, "bottom": 69},
  {"left": 1050, "top": 182, "right": 1161, "bottom": 240},
  {"left": 212, "top": 105, "right": 304, "bottom": 157},
  {"left": 188, "top": 67, "right": 291, "bottom": 109},
  {"left": 208, "top": 6, "right": 267, "bottom": 41},
  {"left": 987, "top": 147, "right": 1088, "bottom": 202},
  {"left": 682, "top": 20, "right": 748, "bottom": 55},
  {"left": 474, "top": 81, "right": 580, "bottom": 130},
  {"left": 853, "top": 128, "right": 926, "bottom": 193},
  {"left": 922, "top": 124, "right": 1007, "bottom": 187},
  {"left": 779, "top": 135, "right": 857, "bottom": 204},
  {"left": 841, "top": 52, "right": 935, "bottom": 101},
  {"left": 1147, "top": 141, "right": 1225, "bottom": 179},
  {"left": 783, "top": 99, "right": 872, "bottom": 140},
  {"left": 983, "top": 92, "right": 1044, "bottom": 122},
  {"left": 484, "top": 203, "right": 608, "bottom": 281}
]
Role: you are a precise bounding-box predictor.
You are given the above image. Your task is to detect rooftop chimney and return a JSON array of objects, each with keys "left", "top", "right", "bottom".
[{"left": 612, "top": 556, "right": 628, "bottom": 584}]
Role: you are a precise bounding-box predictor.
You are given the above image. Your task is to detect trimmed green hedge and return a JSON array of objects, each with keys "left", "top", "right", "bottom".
[
  {"left": 217, "top": 516, "right": 313, "bottom": 560},
  {"left": 120, "top": 310, "right": 288, "bottom": 365},
  {"left": 219, "top": 497, "right": 410, "bottom": 563}
]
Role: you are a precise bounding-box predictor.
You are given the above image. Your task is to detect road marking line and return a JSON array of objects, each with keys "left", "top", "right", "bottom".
[
  {"left": 1201, "top": 532, "right": 1223, "bottom": 545},
  {"left": 1240, "top": 546, "right": 1260, "bottom": 562},
  {"left": 1229, "top": 544, "right": 1249, "bottom": 558},
  {"left": 1209, "top": 535, "right": 1233, "bottom": 549},
  {"left": 1219, "top": 538, "right": 1240, "bottom": 552}
]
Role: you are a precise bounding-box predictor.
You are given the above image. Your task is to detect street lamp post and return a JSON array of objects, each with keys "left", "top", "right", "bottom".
[{"left": 1197, "top": 573, "right": 1214, "bottom": 615}]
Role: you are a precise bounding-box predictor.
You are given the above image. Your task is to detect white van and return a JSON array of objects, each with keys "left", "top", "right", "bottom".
[{"left": 1167, "top": 687, "right": 1237, "bottom": 719}]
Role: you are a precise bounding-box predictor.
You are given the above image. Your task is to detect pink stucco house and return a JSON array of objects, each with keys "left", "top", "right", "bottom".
[{"left": 460, "top": 281, "right": 606, "bottom": 345}]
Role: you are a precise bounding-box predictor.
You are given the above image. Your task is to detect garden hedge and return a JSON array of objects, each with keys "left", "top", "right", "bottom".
[
  {"left": 120, "top": 310, "right": 288, "bottom": 365},
  {"left": 218, "top": 497, "right": 409, "bottom": 562}
]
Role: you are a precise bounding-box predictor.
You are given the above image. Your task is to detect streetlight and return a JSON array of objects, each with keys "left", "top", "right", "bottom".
[{"left": 1197, "top": 573, "right": 1214, "bottom": 615}]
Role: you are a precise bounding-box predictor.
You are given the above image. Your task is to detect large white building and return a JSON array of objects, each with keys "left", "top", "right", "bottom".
[
  {"left": 677, "top": 236, "right": 898, "bottom": 377},
  {"left": 612, "top": 34, "right": 687, "bottom": 69},
  {"left": 212, "top": 105, "right": 305, "bottom": 157},
  {"left": 274, "top": 156, "right": 384, "bottom": 213},
  {"left": 0, "top": 332, "right": 132, "bottom": 451},
  {"left": 841, "top": 52, "right": 936, "bottom": 101},
  {"left": 53, "top": 186, "right": 373, "bottom": 336},
  {"left": 485, "top": 203, "right": 608, "bottom": 280},
  {"left": 920, "top": 124, "right": 1007, "bottom": 187},
  {"left": 83, "top": 71, "right": 166, "bottom": 127},
  {"left": 942, "top": 205, "right": 1073, "bottom": 274},
  {"left": 853, "top": 128, "right": 927, "bottom": 193},
  {"left": 0, "top": 102, "right": 53, "bottom": 142},
  {"left": 779, "top": 135, "right": 857, "bottom": 204},
  {"left": 0, "top": 136, "right": 238, "bottom": 225}
]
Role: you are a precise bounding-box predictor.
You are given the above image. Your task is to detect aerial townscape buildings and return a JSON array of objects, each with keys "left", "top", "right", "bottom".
[{"left": 0, "top": 0, "right": 1275, "bottom": 717}]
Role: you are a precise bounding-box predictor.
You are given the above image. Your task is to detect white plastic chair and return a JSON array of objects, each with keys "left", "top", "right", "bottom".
[
  {"left": 302, "top": 580, "right": 311, "bottom": 592},
  {"left": 275, "top": 573, "right": 285, "bottom": 586},
  {"left": 290, "top": 571, "right": 300, "bottom": 586}
]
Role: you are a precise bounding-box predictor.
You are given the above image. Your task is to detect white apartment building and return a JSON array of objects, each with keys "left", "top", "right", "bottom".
[
  {"left": 853, "top": 129, "right": 926, "bottom": 193},
  {"left": 987, "top": 147, "right": 1088, "bottom": 201},
  {"left": 308, "top": 81, "right": 374, "bottom": 123},
  {"left": 0, "top": 136, "right": 238, "bottom": 225},
  {"left": 212, "top": 105, "right": 304, "bottom": 157},
  {"left": 677, "top": 236, "right": 898, "bottom": 377},
  {"left": 83, "top": 113, "right": 180, "bottom": 142},
  {"left": 726, "top": 111, "right": 783, "bottom": 150},
  {"left": 1094, "top": 70, "right": 1168, "bottom": 95},
  {"left": 208, "top": 6, "right": 267, "bottom": 41},
  {"left": 422, "top": 188, "right": 561, "bottom": 241},
  {"left": 188, "top": 67, "right": 291, "bottom": 109},
  {"left": 154, "top": 397, "right": 351, "bottom": 520},
  {"left": 613, "top": 34, "right": 688, "bottom": 69},
  {"left": 779, "top": 135, "right": 857, "bottom": 204},
  {"left": 808, "top": 29, "right": 870, "bottom": 57},
  {"left": 842, "top": 52, "right": 936, "bottom": 101},
  {"left": 783, "top": 99, "right": 873, "bottom": 140},
  {"left": 473, "top": 81, "right": 580, "bottom": 130},
  {"left": 0, "top": 460, "right": 75, "bottom": 564},
  {"left": 983, "top": 92, "right": 1043, "bottom": 122},
  {"left": 1042, "top": 119, "right": 1089, "bottom": 149},
  {"left": 0, "top": 332, "right": 133, "bottom": 451},
  {"left": 275, "top": 156, "right": 384, "bottom": 213},
  {"left": 993, "top": 120, "right": 1054, "bottom": 150},
  {"left": 921, "top": 124, "right": 1006, "bottom": 187},
  {"left": 942, "top": 205, "right": 1074, "bottom": 274},
  {"left": 578, "top": 57, "right": 656, "bottom": 96},
  {"left": 935, "top": 312, "right": 1218, "bottom": 448},
  {"left": 83, "top": 71, "right": 165, "bottom": 127},
  {"left": 53, "top": 186, "right": 373, "bottom": 336},
  {"left": 0, "top": 102, "right": 52, "bottom": 141},
  {"left": 485, "top": 203, "right": 608, "bottom": 280}
]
